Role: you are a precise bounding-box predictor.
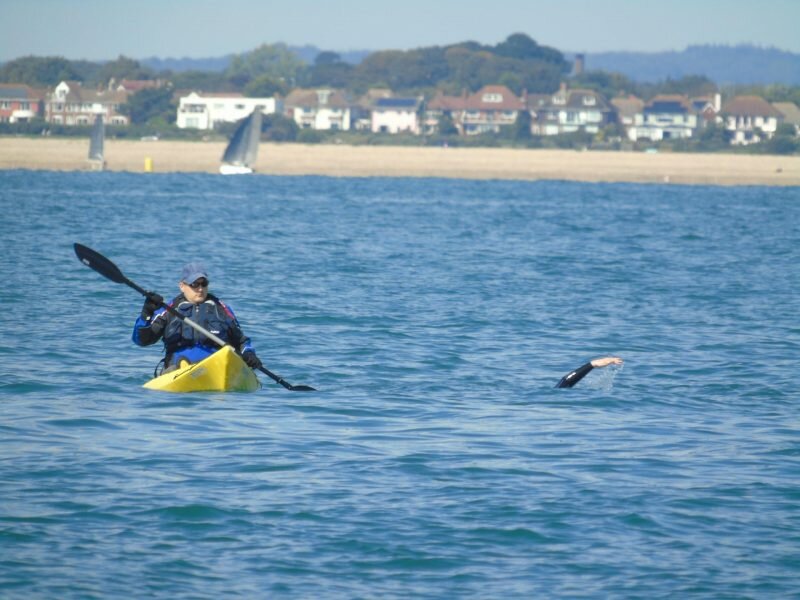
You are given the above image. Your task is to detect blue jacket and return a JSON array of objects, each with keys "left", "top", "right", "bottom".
[{"left": 133, "top": 293, "right": 254, "bottom": 366}]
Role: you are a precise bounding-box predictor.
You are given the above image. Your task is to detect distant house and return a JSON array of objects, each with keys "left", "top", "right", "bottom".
[
  {"left": 772, "top": 102, "right": 800, "bottom": 135},
  {"left": 461, "top": 85, "right": 525, "bottom": 135},
  {"left": 46, "top": 81, "right": 129, "bottom": 126},
  {"left": 353, "top": 88, "right": 392, "bottom": 130},
  {"left": 175, "top": 92, "right": 281, "bottom": 130},
  {"left": 529, "top": 84, "right": 615, "bottom": 136},
  {"left": 611, "top": 95, "right": 645, "bottom": 128},
  {"left": 0, "top": 84, "right": 44, "bottom": 123},
  {"left": 371, "top": 97, "right": 423, "bottom": 134},
  {"left": 721, "top": 96, "right": 783, "bottom": 145},
  {"left": 424, "top": 91, "right": 468, "bottom": 134},
  {"left": 690, "top": 93, "right": 722, "bottom": 124},
  {"left": 284, "top": 88, "right": 351, "bottom": 131},
  {"left": 627, "top": 95, "right": 699, "bottom": 142}
]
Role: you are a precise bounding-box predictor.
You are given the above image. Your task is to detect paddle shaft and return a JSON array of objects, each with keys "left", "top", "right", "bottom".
[{"left": 74, "top": 243, "right": 315, "bottom": 391}]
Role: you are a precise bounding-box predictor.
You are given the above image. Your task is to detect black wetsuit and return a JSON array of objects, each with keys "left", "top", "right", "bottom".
[{"left": 555, "top": 362, "right": 595, "bottom": 388}]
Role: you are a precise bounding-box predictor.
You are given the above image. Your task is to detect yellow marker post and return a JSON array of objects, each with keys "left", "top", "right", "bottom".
[{"left": 144, "top": 157, "right": 153, "bottom": 172}]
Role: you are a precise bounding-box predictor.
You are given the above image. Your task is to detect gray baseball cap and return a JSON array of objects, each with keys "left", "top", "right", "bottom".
[{"left": 180, "top": 262, "right": 208, "bottom": 284}]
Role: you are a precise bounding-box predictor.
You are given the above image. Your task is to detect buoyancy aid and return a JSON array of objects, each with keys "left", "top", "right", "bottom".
[{"left": 162, "top": 293, "right": 242, "bottom": 354}]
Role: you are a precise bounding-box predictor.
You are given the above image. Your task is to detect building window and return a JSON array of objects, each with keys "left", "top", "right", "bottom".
[
  {"left": 482, "top": 93, "right": 503, "bottom": 103},
  {"left": 582, "top": 95, "right": 596, "bottom": 106}
]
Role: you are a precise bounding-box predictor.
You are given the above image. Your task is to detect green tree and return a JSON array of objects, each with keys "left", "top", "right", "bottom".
[
  {"left": 763, "top": 134, "right": 798, "bottom": 155},
  {"left": 437, "top": 112, "right": 458, "bottom": 135},
  {"left": 308, "top": 52, "right": 355, "bottom": 88},
  {"left": 120, "top": 86, "right": 175, "bottom": 125},
  {"left": 494, "top": 33, "right": 568, "bottom": 68},
  {"left": 660, "top": 75, "right": 717, "bottom": 97},
  {"left": 572, "top": 70, "right": 641, "bottom": 101},
  {"left": 170, "top": 70, "right": 236, "bottom": 93},
  {"left": 774, "top": 123, "right": 798, "bottom": 137},
  {"left": 244, "top": 75, "right": 288, "bottom": 97},
  {"left": 0, "top": 56, "right": 80, "bottom": 86},
  {"left": 225, "top": 43, "right": 306, "bottom": 89},
  {"left": 262, "top": 113, "right": 299, "bottom": 141},
  {"left": 93, "top": 56, "right": 154, "bottom": 86},
  {"left": 513, "top": 109, "right": 532, "bottom": 141},
  {"left": 762, "top": 123, "right": 799, "bottom": 154},
  {"left": 693, "top": 122, "right": 732, "bottom": 151}
]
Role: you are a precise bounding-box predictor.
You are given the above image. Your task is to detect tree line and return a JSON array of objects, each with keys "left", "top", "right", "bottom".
[{"left": 4, "top": 33, "right": 799, "bottom": 106}]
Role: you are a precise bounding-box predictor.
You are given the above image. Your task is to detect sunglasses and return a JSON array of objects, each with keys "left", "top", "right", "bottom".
[{"left": 186, "top": 279, "right": 208, "bottom": 290}]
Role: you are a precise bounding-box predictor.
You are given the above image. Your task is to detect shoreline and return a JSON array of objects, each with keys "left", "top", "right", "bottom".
[{"left": 1, "top": 137, "right": 799, "bottom": 186}]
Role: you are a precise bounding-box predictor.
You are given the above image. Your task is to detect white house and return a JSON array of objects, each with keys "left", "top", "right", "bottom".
[
  {"left": 371, "top": 97, "right": 423, "bottom": 134},
  {"left": 610, "top": 95, "right": 645, "bottom": 129},
  {"left": 176, "top": 92, "right": 282, "bottom": 130},
  {"left": 284, "top": 88, "right": 351, "bottom": 131},
  {"left": 721, "top": 96, "right": 783, "bottom": 145},
  {"left": 529, "top": 84, "right": 615, "bottom": 136},
  {"left": 627, "top": 95, "right": 699, "bottom": 141},
  {"left": 461, "top": 85, "right": 524, "bottom": 135}
]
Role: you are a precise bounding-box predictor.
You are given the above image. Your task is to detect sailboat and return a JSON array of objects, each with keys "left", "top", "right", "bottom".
[
  {"left": 220, "top": 109, "right": 262, "bottom": 174},
  {"left": 88, "top": 114, "right": 105, "bottom": 171}
]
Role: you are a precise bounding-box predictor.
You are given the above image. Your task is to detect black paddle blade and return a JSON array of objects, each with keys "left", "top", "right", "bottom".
[
  {"left": 74, "top": 243, "right": 128, "bottom": 285},
  {"left": 290, "top": 385, "right": 316, "bottom": 392}
]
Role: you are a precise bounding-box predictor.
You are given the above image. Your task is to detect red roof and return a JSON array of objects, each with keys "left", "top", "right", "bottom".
[
  {"left": 464, "top": 85, "right": 524, "bottom": 110},
  {"left": 722, "top": 96, "right": 782, "bottom": 118}
]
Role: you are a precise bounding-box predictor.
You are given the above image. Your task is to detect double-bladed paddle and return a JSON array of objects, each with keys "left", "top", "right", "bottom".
[{"left": 74, "top": 243, "right": 315, "bottom": 392}]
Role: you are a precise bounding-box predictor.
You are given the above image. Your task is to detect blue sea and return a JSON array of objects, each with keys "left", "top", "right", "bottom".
[{"left": 1, "top": 170, "right": 799, "bottom": 598}]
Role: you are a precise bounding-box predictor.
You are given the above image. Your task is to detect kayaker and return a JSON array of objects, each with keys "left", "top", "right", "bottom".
[
  {"left": 556, "top": 356, "right": 623, "bottom": 388},
  {"left": 132, "top": 262, "right": 263, "bottom": 373}
]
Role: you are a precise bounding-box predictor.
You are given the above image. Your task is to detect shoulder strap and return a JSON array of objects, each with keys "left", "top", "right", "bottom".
[{"left": 208, "top": 293, "right": 236, "bottom": 320}]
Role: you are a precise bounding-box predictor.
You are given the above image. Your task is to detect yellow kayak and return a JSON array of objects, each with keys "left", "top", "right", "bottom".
[{"left": 143, "top": 346, "right": 260, "bottom": 393}]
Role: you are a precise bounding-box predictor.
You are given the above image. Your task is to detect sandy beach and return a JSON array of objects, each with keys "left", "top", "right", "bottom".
[{"left": 1, "top": 136, "right": 798, "bottom": 185}]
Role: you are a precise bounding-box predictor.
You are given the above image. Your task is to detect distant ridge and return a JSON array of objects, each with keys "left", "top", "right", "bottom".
[
  {"left": 142, "top": 43, "right": 800, "bottom": 85},
  {"left": 581, "top": 44, "right": 800, "bottom": 85}
]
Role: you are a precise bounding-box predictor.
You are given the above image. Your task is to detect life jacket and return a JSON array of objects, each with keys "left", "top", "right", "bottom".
[{"left": 162, "top": 292, "right": 237, "bottom": 356}]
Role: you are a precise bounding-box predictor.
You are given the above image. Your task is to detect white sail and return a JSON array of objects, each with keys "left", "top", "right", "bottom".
[
  {"left": 220, "top": 110, "right": 262, "bottom": 175},
  {"left": 88, "top": 115, "right": 105, "bottom": 170}
]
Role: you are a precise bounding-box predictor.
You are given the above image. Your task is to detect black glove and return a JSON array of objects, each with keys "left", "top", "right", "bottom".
[
  {"left": 141, "top": 291, "right": 164, "bottom": 321},
  {"left": 242, "top": 350, "right": 262, "bottom": 369}
]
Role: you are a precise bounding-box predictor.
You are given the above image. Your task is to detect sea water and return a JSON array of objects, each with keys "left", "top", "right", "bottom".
[{"left": 0, "top": 170, "right": 798, "bottom": 598}]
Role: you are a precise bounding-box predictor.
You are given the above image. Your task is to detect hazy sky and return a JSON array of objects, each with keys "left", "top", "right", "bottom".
[{"left": 3, "top": 0, "right": 799, "bottom": 62}]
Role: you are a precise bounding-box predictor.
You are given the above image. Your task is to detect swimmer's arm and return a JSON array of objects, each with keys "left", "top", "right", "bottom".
[{"left": 555, "top": 356, "right": 623, "bottom": 388}]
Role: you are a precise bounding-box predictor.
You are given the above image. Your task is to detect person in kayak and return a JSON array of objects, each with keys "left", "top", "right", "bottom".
[
  {"left": 556, "top": 356, "right": 623, "bottom": 388},
  {"left": 132, "top": 262, "right": 263, "bottom": 372}
]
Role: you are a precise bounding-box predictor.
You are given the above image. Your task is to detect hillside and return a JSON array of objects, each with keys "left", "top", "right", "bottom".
[{"left": 582, "top": 45, "right": 800, "bottom": 85}]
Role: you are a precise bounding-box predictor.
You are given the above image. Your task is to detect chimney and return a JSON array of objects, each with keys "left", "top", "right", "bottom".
[{"left": 574, "top": 54, "right": 585, "bottom": 76}]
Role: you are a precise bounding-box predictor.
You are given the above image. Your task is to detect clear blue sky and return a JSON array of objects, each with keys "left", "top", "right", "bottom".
[{"left": 2, "top": 0, "right": 799, "bottom": 62}]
